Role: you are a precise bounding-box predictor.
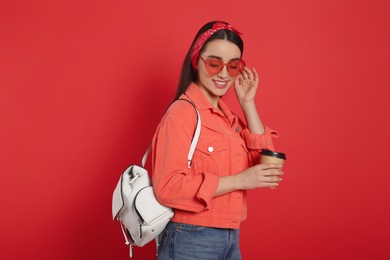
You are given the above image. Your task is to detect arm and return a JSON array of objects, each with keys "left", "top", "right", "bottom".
[
  {"left": 214, "top": 163, "right": 283, "bottom": 197},
  {"left": 212, "top": 67, "right": 282, "bottom": 197},
  {"left": 234, "top": 67, "right": 264, "bottom": 134},
  {"left": 152, "top": 102, "right": 219, "bottom": 212}
]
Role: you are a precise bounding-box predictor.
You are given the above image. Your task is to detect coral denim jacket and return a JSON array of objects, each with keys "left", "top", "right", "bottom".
[{"left": 152, "top": 83, "right": 278, "bottom": 229}]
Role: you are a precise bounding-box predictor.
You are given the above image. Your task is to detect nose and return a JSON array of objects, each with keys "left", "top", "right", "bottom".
[{"left": 217, "top": 65, "right": 229, "bottom": 78}]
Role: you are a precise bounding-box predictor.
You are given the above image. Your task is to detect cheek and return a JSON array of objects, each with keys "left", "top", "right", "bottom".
[
  {"left": 228, "top": 77, "right": 236, "bottom": 85},
  {"left": 197, "top": 70, "right": 212, "bottom": 83}
]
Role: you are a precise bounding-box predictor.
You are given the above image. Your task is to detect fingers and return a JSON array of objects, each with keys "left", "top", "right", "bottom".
[
  {"left": 234, "top": 76, "right": 240, "bottom": 87},
  {"left": 241, "top": 67, "right": 253, "bottom": 80},
  {"left": 254, "top": 163, "right": 284, "bottom": 189},
  {"left": 262, "top": 175, "right": 283, "bottom": 183},
  {"left": 240, "top": 67, "right": 259, "bottom": 82},
  {"left": 239, "top": 164, "right": 285, "bottom": 190},
  {"left": 257, "top": 163, "right": 283, "bottom": 171},
  {"left": 252, "top": 67, "right": 259, "bottom": 82},
  {"left": 259, "top": 173, "right": 283, "bottom": 189}
]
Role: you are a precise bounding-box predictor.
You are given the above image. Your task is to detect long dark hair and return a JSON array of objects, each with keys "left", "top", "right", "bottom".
[{"left": 174, "top": 21, "right": 244, "bottom": 100}]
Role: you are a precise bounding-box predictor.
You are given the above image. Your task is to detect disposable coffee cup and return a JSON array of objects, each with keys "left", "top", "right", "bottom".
[{"left": 260, "top": 149, "right": 286, "bottom": 166}]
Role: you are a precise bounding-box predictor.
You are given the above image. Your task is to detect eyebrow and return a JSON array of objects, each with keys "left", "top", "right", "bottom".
[{"left": 206, "top": 55, "right": 241, "bottom": 61}]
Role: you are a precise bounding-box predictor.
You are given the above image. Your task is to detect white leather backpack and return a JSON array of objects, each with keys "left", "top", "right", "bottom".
[{"left": 112, "top": 99, "right": 201, "bottom": 258}]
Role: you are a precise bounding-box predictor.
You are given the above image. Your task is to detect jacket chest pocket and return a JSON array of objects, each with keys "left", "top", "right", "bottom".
[{"left": 193, "top": 139, "right": 229, "bottom": 176}]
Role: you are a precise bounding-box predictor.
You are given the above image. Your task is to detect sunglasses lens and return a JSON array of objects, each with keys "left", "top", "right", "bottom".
[
  {"left": 205, "top": 58, "right": 223, "bottom": 75},
  {"left": 204, "top": 58, "right": 245, "bottom": 77},
  {"left": 226, "top": 60, "right": 244, "bottom": 77}
]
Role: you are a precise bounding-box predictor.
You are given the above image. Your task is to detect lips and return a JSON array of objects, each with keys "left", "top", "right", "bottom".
[{"left": 213, "top": 80, "right": 228, "bottom": 89}]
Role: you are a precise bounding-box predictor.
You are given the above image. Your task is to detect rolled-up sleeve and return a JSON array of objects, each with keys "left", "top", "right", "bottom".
[
  {"left": 196, "top": 172, "right": 219, "bottom": 209},
  {"left": 242, "top": 126, "right": 279, "bottom": 151},
  {"left": 151, "top": 102, "right": 219, "bottom": 213},
  {"left": 240, "top": 125, "right": 279, "bottom": 165}
]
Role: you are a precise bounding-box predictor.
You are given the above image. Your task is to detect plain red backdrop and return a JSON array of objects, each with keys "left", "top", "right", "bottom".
[{"left": 1, "top": 0, "right": 389, "bottom": 259}]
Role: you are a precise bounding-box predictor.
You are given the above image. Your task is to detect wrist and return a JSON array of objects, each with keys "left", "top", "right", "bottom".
[
  {"left": 232, "top": 173, "right": 243, "bottom": 190},
  {"left": 240, "top": 100, "right": 256, "bottom": 111}
]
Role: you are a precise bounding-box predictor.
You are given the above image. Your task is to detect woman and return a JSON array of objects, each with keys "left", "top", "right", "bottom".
[{"left": 152, "top": 21, "right": 283, "bottom": 259}]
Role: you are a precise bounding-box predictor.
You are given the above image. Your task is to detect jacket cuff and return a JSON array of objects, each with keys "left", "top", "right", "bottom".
[
  {"left": 196, "top": 172, "right": 219, "bottom": 209},
  {"left": 243, "top": 126, "right": 279, "bottom": 150}
]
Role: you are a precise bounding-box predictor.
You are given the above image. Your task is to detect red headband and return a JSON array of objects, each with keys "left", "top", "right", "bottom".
[{"left": 190, "top": 22, "right": 242, "bottom": 70}]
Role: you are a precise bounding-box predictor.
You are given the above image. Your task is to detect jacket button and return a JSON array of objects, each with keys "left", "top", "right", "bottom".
[
  {"left": 208, "top": 146, "right": 214, "bottom": 153},
  {"left": 235, "top": 127, "right": 240, "bottom": 132}
]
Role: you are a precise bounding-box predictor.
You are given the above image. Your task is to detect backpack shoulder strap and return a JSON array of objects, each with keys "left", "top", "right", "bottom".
[{"left": 141, "top": 99, "right": 201, "bottom": 169}]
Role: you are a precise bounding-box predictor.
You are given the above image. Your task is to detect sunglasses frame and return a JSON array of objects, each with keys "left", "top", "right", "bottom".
[{"left": 200, "top": 56, "right": 246, "bottom": 77}]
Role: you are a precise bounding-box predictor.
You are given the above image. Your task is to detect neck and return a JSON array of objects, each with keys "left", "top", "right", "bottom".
[{"left": 196, "top": 82, "right": 220, "bottom": 109}]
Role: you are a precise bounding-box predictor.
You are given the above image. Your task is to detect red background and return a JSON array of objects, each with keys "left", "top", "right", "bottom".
[{"left": 1, "top": 0, "right": 389, "bottom": 259}]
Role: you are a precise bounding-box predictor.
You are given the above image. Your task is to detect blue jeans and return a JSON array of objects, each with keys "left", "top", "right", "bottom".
[{"left": 157, "top": 222, "right": 241, "bottom": 260}]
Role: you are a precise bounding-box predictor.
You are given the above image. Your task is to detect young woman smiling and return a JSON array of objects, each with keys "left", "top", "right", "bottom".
[{"left": 152, "top": 21, "right": 283, "bottom": 259}]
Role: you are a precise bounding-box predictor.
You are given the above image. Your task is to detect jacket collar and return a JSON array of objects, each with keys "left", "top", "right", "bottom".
[
  {"left": 183, "top": 82, "right": 236, "bottom": 125},
  {"left": 183, "top": 82, "right": 213, "bottom": 110}
]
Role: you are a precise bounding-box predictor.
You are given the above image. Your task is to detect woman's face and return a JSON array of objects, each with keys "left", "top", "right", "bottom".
[{"left": 196, "top": 39, "right": 241, "bottom": 106}]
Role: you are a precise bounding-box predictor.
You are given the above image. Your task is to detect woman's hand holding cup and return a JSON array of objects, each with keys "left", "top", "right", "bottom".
[
  {"left": 237, "top": 163, "right": 284, "bottom": 190},
  {"left": 259, "top": 149, "right": 286, "bottom": 189}
]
